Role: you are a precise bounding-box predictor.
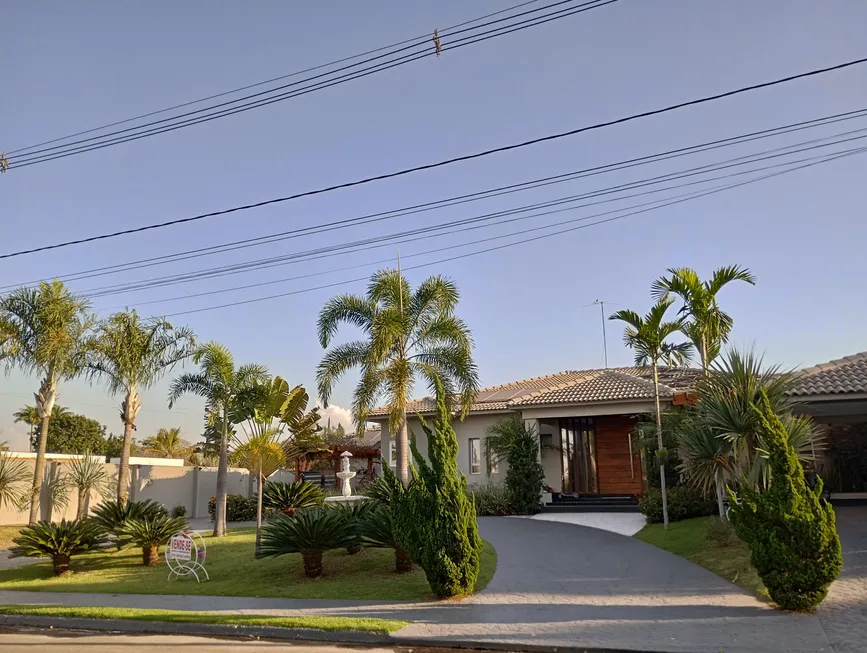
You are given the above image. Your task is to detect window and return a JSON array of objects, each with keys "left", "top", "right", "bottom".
[
  {"left": 389, "top": 441, "right": 397, "bottom": 467},
  {"left": 486, "top": 439, "right": 499, "bottom": 474},
  {"left": 469, "top": 438, "right": 481, "bottom": 475}
]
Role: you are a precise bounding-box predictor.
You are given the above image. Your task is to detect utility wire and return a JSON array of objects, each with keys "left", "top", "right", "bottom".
[
  {"left": 83, "top": 132, "right": 867, "bottom": 299},
  {"left": 8, "top": 0, "right": 609, "bottom": 167},
  {"left": 4, "top": 0, "right": 545, "bottom": 156},
  {"left": 156, "top": 147, "right": 865, "bottom": 317},
  {"left": 5, "top": 105, "right": 867, "bottom": 291},
  {"left": 2, "top": 53, "right": 864, "bottom": 261}
]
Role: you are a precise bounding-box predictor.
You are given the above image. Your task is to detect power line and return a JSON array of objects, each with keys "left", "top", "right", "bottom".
[
  {"left": 71, "top": 126, "right": 867, "bottom": 298},
  {"left": 9, "top": 106, "right": 867, "bottom": 292},
  {"left": 156, "top": 147, "right": 865, "bottom": 318},
  {"left": 2, "top": 53, "right": 864, "bottom": 261},
  {"left": 4, "top": 0, "right": 546, "bottom": 156},
  {"left": 8, "top": 1, "right": 611, "bottom": 168}
]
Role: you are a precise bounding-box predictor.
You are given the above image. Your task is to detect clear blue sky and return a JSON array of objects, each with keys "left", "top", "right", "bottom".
[{"left": 2, "top": 0, "right": 866, "bottom": 451}]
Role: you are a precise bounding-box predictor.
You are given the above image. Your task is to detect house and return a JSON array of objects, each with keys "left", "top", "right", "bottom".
[
  {"left": 371, "top": 352, "right": 867, "bottom": 505},
  {"left": 371, "top": 366, "right": 701, "bottom": 504}
]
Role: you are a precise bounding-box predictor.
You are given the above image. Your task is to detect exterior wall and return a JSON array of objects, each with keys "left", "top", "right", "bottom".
[
  {"left": 379, "top": 412, "right": 511, "bottom": 487},
  {"left": 594, "top": 415, "right": 643, "bottom": 495},
  {"left": 539, "top": 420, "right": 562, "bottom": 490}
]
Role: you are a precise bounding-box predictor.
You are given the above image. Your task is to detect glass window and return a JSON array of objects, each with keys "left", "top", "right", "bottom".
[
  {"left": 389, "top": 441, "right": 397, "bottom": 467},
  {"left": 469, "top": 438, "right": 481, "bottom": 474}
]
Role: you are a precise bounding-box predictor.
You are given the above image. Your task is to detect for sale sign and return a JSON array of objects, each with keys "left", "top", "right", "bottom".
[{"left": 167, "top": 534, "right": 192, "bottom": 561}]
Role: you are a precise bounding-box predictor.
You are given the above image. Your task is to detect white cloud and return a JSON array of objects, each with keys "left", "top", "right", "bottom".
[{"left": 317, "top": 404, "right": 355, "bottom": 431}]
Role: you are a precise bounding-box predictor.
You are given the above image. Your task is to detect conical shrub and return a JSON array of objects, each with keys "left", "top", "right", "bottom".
[
  {"left": 393, "top": 379, "right": 482, "bottom": 598},
  {"left": 728, "top": 390, "right": 842, "bottom": 611}
]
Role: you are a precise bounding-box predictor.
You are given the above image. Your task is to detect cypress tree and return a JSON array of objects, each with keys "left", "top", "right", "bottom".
[
  {"left": 505, "top": 422, "right": 546, "bottom": 514},
  {"left": 394, "top": 379, "right": 483, "bottom": 598},
  {"left": 728, "top": 390, "right": 842, "bottom": 611}
]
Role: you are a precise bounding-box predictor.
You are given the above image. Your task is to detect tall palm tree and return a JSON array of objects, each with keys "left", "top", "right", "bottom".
[
  {"left": 13, "top": 405, "right": 40, "bottom": 452},
  {"left": 168, "top": 342, "right": 268, "bottom": 536},
  {"left": 0, "top": 280, "right": 95, "bottom": 524},
  {"left": 610, "top": 297, "right": 693, "bottom": 529},
  {"left": 317, "top": 269, "right": 479, "bottom": 485},
  {"left": 651, "top": 266, "right": 756, "bottom": 372},
  {"left": 142, "top": 427, "right": 192, "bottom": 458},
  {"left": 232, "top": 429, "right": 286, "bottom": 554},
  {"left": 87, "top": 309, "right": 195, "bottom": 503}
]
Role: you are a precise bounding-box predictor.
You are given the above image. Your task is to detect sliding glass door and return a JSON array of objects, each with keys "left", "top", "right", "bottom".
[{"left": 559, "top": 417, "right": 598, "bottom": 494}]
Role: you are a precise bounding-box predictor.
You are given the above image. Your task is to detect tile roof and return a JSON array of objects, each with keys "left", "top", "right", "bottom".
[
  {"left": 369, "top": 366, "right": 702, "bottom": 416},
  {"left": 789, "top": 352, "right": 867, "bottom": 397}
]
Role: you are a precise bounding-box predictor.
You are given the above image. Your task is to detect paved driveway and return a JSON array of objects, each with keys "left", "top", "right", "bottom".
[{"left": 816, "top": 506, "right": 867, "bottom": 653}]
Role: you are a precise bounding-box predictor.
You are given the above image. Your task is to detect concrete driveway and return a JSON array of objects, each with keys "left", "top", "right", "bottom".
[{"left": 816, "top": 506, "right": 867, "bottom": 653}]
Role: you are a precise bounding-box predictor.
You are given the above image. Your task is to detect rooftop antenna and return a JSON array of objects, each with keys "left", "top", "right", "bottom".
[{"left": 583, "top": 300, "right": 616, "bottom": 368}]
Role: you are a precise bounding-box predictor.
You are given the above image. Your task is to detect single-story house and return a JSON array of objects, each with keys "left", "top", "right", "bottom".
[{"left": 371, "top": 351, "right": 867, "bottom": 506}]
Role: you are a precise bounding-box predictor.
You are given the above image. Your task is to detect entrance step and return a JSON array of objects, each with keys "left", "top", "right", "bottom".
[{"left": 543, "top": 494, "right": 640, "bottom": 513}]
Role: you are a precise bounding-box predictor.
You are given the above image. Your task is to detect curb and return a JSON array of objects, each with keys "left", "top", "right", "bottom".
[{"left": 0, "top": 614, "right": 671, "bottom": 653}]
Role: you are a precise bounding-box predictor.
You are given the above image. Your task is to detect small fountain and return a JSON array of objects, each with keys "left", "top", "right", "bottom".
[{"left": 324, "top": 451, "right": 366, "bottom": 505}]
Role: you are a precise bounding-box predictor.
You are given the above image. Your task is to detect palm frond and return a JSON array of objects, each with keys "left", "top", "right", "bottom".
[
  {"left": 316, "top": 341, "right": 371, "bottom": 407},
  {"left": 316, "top": 294, "right": 375, "bottom": 348}
]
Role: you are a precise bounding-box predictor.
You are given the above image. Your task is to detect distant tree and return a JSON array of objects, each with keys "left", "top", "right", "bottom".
[
  {"left": 322, "top": 419, "right": 355, "bottom": 447},
  {"left": 142, "top": 427, "right": 192, "bottom": 459},
  {"left": 13, "top": 405, "right": 42, "bottom": 451},
  {"left": 35, "top": 411, "right": 107, "bottom": 455},
  {"left": 104, "top": 433, "right": 138, "bottom": 460},
  {"left": 27, "top": 405, "right": 70, "bottom": 451}
]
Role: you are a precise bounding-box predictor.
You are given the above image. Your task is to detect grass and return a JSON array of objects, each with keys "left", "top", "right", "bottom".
[
  {"left": 0, "top": 525, "right": 23, "bottom": 548},
  {"left": 0, "top": 604, "right": 407, "bottom": 634},
  {"left": 0, "top": 526, "right": 497, "bottom": 601},
  {"left": 635, "top": 516, "right": 768, "bottom": 600}
]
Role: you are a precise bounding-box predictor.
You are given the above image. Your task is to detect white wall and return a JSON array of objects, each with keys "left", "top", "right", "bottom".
[{"left": 379, "top": 412, "right": 512, "bottom": 488}]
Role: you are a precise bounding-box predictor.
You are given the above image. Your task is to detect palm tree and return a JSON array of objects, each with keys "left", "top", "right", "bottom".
[
  {"left": 651, "top": 266, "right": 756, "bottom": 372},
  {"left": 674, "top": 412, "right": 735, "bottom": 519},
  {"left": 610, "top": 297, "right": 693, "bottom": 529},
  {"left": 64, "top": 453, "right": 111, "bottom": 519},
  {"left": 168, "top": 342, "right": 268, "bottom": 537},
  {"left": 0, "top": 280, "right": 95, "bottom": 524},
  {"left": 317, "top": 269, "right": 479, "bottom": 485},
  {"left": 21, "top": 405, "right": 69, "bottom": 452},
  {"left": 0, "top": 453, "right": 31, "bottom": 509},
  {"left": 232, "top": 429, "right": 286, "bottom": 553},
  {"left": 142, "top": 427, "right": 192, "bottom": 458},
  {"left": 13, "top": 405, "right": 40, "bottom": 452},
  {"left": 87, "top": 309, "right": 195, "bottom": 504}
]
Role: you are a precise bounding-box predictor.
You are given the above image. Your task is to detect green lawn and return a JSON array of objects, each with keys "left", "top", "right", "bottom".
[
  {"left": 635, "top": 516, "right": 767, "bottom": 600},
  {"left": 0, "top": 527, "right": 497, "bottom": 601},
  {"left": 0, "top": 525, "right": 23, "bottom": 549},
  {"left": 0, "top": 604, "right": 406, "bottom": 633}
]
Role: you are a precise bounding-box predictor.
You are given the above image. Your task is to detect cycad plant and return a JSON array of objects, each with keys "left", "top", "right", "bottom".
[
  {"left": 317, "top": 269, "right": 480, "bottom": 485},
  {"left": 328, "top": 500, "right": 376, "bottom": 555},
  {"left": 0, "top": 280, "right": 95, "bottom": 524},
  {"left": 359, "top": 504, "right": 413, "bottom": 572},
  {"left": 262, "top": 481, "right": 325, "bottom": 517},
  {"left": 258, "top": 508, "right": 355, "bottom": 578},
  {"left": 121, "top": 514, "right": 188, "bottom": 566},
  {"left": 0, "top": 454, "right": 30, "bottom": 510},
  {"left": 90, "top": 498, "right": 167, "bottom": 547},
  {"left": 610, "top": 297, "right": 693, "bottom": 529},
  {"left": 11, "top": 519, "right": 106, "bottom": 575},
  {"left": 64, "top": 454, "right": 111, "bottom": 519}
]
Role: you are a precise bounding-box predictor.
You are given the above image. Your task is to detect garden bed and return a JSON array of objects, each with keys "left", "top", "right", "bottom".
[
  {"left": 634, "top": 516, "right": 767, "bottom": 599},
  {"left": 0, "top": 527, "right": 497, "bottom": 601}
]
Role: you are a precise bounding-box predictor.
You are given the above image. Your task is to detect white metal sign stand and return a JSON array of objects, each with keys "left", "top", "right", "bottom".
[{"left": 165, "top": 531, "right": 209, "bottom": 583}]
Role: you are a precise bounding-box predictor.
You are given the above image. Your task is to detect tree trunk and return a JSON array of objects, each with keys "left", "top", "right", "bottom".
[
  {"left": 346, "top": 543, "right": 362, "bottom": 555},
  {"left": 255, "top": 470, "right": 264, "bottom": 556},
  {"left": 652, "top": 361, "right": 670, "bottom": 530},
  {"left": 142, "top": 545, "right": 160, "bottom": 566},
  {"left": 395, "top": 546, "right": 413, "bottom": 573},
  {"left": 117, "top": 386, "right": 141, "bottom": 504},
  {"left": 76, "top": 488, "right": 87, "bottom": 520},
  {"left": 213, "top": 405, "right": 229, "bottom": 537},
  {"left": 29, "top": 376, "right": 57, "bottom": 525},
  {"left": 396, "top": 408, "right": 409, "bottom": 486},
  {"left": 302, "top": 550, "right": 323, "bottom": 578},
  {"left": 701, "top": 332, "right": 709, "bottom": 373},
  {"left": 53, "top": 554, "right": 71, "bottom": 576},
  {"left": 715, "top": 475, "right": 726, "bottom": 521}
]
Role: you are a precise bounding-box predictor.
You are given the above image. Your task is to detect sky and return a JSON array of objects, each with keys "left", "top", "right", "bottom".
[{"left": 2, "top": 0, "right": 866, "bottom": 451}]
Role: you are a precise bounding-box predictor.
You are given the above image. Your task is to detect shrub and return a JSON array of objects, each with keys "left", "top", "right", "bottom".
[
  {"left": 171, "top": 505, "right": 187, "bottom": 518},
  {"left": 485, "top": 416, "right": 546, "bottom": 515},
  {"left": 261, "top": 481, "right": 324, "bottom": 517},
  {"left": 706, "top": 516, "right": 738, "bottom": 547},
  {"left": 728, "top": 391, "right": 842, "bottom": 611},
  {"left": 359, "top": 504, "right": 413, "bottom": 573},
  {"left": 122, "top": 514, "right": 188, "bottom": 566},
  {"left": 11, "top": 519, "right": 107, "bottom": 575},
  {"left": 639, "top": 486, "right": 714, "bottom": 524},
  {"left": 469, "top": 484, "right": 514, "bottom": 517},
  {"left": 207, "top": 494, "right": 256, "bottom": 522},
  {"left": 90, "top": 499, "right": 167, "bottom": 547},
  {"left": 364, "top": 469, "right": 405, "bottom": 505},
  {"left": 393, "top": 382, "right": 483, "bottom": 598},
  {"left": 258, "top": 508, "right": 355, "bottom": 578},
  {"left": 327, "top": 500, "right": 375, "bottom": 554}
]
